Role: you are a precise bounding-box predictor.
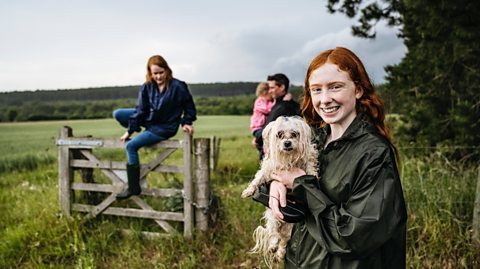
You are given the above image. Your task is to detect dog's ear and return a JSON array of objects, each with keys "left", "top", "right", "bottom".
[
  {"left": 298, "top": 119, "right": 312, "bottom": 143},
  {"left": 295, "top": 118, "right": 312, "bottom": 155},
  {"left": 262, "top": 121, "right": 275, "bottom": 159}
]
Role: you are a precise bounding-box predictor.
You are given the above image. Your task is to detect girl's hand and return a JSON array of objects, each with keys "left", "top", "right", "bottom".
[
  {"left": 269, "top": 180, "right": 287, "bottom": 220},
  {"left": 283, "top": 92, "right": 293, "bottom": 101},
  {"left": 182, "top": 124, "right": 194, "bottom": 135},
  {"left": 120, "top": 131, "right": 130, "bottom": 142},
  {"left": 270, "top": 168, "right": 306, "bottom": 189},
  {"left": 269, "top": 168, "right": 306, "bottom": 220}
]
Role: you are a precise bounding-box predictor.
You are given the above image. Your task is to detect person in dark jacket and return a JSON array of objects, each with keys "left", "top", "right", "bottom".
[
  {"left": 268, "top": 47, "right": 407, "bottom": 268},
  {"left": 254, "top": 73, "right": 301, "bottom": 159},
  {"left": 113, "top": 55, "right": 197, "bottom": 200}
]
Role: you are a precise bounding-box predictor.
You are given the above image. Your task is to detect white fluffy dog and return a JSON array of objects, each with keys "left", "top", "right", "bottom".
[{"left": 242, "top": 116, "right": 318, "bottom": 265}]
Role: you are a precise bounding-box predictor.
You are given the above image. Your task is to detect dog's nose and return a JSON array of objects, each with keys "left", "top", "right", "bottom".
[{"left": 284, "top": 141, "right": 292, "bottom": 148}]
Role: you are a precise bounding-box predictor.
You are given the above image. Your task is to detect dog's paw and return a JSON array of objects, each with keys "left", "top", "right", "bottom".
[
  {"left": 268, "top": 244, "right": 278, "bottom": 254},
  {"left": 241, "top": 187, "right": 255, "bottom": 198},
  {"left": 274, "top": 247, "right": 286, "bottom": 262}
]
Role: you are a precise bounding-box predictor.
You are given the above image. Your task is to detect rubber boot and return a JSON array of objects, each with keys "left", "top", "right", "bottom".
[{"left": 116, "top": 164, "right": 141, "bottom": 200}]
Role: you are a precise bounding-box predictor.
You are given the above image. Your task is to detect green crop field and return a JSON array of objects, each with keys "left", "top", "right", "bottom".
[
  {"left": 0, "top": 116, "right": 478, "bottom": 268},
  {"left": 0, "top": 116, "right": 252, "bottom": 174},
  {"left": 0, "top": 115, "right": 250, "bottom": 156}
]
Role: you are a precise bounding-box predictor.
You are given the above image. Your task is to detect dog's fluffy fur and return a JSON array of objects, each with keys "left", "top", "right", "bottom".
[{"left": 242, "top": 116, "right": 318, "bottom": 265}]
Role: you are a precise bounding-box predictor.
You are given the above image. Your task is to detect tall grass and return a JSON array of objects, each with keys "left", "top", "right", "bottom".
[
  {"left": 0, "top": 118, "right": 479, "bottom": 268},
  {"left": 400, "top": 150, "right": 478, "bottom": 268},
  {"left": 0, "top": 153, "right": 55, "bottom": 174}
]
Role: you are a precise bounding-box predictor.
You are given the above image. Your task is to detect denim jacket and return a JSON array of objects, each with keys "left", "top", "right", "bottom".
[{"left": 128, "top": 78, "right": 197, "bottom": 137}]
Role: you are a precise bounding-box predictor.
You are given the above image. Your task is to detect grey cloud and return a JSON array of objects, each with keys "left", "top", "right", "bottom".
[
  {"left": 272, "top": 24, "right": 406, "bottom": 85},
  {"left": 190, "top": 28, "right": 302, "bottom": 83}
]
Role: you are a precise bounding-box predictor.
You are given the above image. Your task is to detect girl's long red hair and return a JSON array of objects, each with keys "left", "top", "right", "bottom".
[
  {"left": 301, "top": 47, "right": 392, "bottom": 143},
  {"left": 145, "top": 55, "right": 173, "bottom": 86}
]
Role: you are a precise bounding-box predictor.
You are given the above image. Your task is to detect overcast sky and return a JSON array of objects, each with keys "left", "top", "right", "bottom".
[{"left": 0, "top": 0, "right": 406, "bottom": 92}]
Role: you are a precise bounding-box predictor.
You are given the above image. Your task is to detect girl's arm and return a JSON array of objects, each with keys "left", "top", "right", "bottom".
[
  {"left": 253, "top": 98, "right": 273, "bottom": 115},
  {"left": 127, "top": 84, "right": 150, "bottom": 135},
  {"left": 179, "top": 81, "right": 197, "bottom": 132}
]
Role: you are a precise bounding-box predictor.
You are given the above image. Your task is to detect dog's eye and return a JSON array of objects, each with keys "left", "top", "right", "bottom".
[
  {"left": 291, "top": 131, "right": 299, "bottom": 138},
  {"left": 276, "top": 131, "right": 285, "bottom": 139}
]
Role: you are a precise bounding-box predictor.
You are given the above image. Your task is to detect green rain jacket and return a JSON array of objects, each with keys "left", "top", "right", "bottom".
[{"left": 285, "top": 114, "right": 407, "bottom": 268}]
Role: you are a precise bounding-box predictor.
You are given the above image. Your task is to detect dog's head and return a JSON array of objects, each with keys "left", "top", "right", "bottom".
[{"left": 262, "top": 116, "right": 312, "bottom": 162}]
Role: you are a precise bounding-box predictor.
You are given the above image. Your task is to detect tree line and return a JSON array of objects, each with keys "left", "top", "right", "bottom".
[
  {"left": 0, "top": 83, "right": 303, "bottom": 122},
  {"left": 0, "top": 97, "right": 256, "bottom": 122}
]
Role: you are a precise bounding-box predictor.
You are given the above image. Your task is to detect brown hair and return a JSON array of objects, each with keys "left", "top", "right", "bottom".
[
  {"left": 301, "top": 47, "right": 392, "bottom": 142},
  {"left": 267, "top": 73, "right": 290, "bottom": 92},
  {"left": 145, "top": 55, "right": 173, "bottom": 86}
]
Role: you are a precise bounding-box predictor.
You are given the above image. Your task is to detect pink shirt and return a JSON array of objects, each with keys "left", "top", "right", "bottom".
[{"left": 250, "top": 97, "right": 275, "bottom": 133}]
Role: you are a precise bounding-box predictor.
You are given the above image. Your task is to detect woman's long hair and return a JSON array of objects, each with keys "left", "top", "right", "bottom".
[
  {"left": 301, "top": 47, "right": 392, "bottom": 144},
  {"left": 145, "top": 55, "right": 173, "bottom": 87}
]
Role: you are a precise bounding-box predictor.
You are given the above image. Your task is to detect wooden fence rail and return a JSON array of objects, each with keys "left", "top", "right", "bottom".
[{"left": 56, "top": 126, "right": 211, "bottom": 238}]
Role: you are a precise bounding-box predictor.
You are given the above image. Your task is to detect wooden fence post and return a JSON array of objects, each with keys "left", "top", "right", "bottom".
[
  {"left": 210, "top": 136, "right": 221, "bottom": 171},
  {"left": 182, "top": 132, "right": 194, "bottom": 238},
  {"left": 473, "top": 165, "right": 480, "bottom": 245},
  {"left": 58, "top": 126, "right": 74, "bottom": 216},
  {"left": 195, "top": 138, "right": 210, "bottom": 232}
]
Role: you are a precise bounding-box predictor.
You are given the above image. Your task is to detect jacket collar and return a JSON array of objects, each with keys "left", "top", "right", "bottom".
[
  {"left": 275, "top": 94, "right": 286, "bottom": 102},
  {"left": 314, "top": 113, "right": 376, "bottom": 148}
]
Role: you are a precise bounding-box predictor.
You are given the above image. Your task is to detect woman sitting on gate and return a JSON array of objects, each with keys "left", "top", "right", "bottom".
[{"left": 112, "top": 55, "right": 197, "bottom": 200}]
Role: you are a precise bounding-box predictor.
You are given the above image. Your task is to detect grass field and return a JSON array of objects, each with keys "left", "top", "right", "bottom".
[
  {"left": 0, "top": 116, "right": 251, "bottom": 174},
  {"left": 0, "top": 116, "right": 479, "bottom": 268},
  {"left": 0, "top": 115, "right": 251, "bottom": 154}
]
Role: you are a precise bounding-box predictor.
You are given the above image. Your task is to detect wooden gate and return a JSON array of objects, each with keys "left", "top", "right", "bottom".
[{"left": 56, "top": 126, "right": 211, "bottom": 238}]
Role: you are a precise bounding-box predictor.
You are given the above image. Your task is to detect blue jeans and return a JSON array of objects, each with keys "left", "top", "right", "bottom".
[
  {"left": 112, "top": 108, "right": 166, "bottom": 165},
  {"left": 253, "top": 129, "right": 264, "bottom": 160}
]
